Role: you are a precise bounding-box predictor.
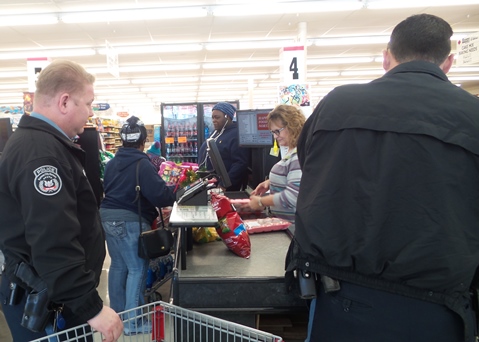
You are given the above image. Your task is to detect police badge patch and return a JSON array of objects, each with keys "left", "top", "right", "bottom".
[{"left": 33, "top": 165, "right": 62, "bottom": 196}]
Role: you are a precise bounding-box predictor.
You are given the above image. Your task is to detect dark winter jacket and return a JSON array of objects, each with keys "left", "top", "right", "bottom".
[
  {"left": 198, "top": 122, "right": 250, "bottom": 191},
  {"left": 287, "top": 61, "right": 479, "bottom": 337},
  {"left": 100, "top": 147, "right": 176, "bottom": 224},
  {"left": 0, "top": 114, "right": 105, "bottom": 325}
]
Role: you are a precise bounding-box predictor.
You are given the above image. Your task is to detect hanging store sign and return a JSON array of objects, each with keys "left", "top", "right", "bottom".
[
  {"left": 456, "top": 32, "right": 479, "bottom": 65},
  {"left": 279, "top": 46, "right": 306, "bottom": 84}
]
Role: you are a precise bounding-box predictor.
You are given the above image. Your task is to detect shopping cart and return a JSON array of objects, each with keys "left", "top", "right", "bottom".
[{"left": 30, "top": 301, "right": 284, "bottom": 342}]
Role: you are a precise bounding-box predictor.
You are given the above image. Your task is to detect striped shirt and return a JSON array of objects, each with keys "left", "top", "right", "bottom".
[{"left": 269, "top": 147, "right": 302, "bottom": 223}]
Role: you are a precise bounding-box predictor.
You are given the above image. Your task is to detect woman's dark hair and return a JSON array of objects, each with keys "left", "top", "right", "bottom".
[{"left": 119, "top": 116, "right": 147, "bottom": 148}]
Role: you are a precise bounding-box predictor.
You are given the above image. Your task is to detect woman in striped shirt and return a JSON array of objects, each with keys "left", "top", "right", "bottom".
[{"left": 248, "top": 105, "right": 305, "bottom": 223}]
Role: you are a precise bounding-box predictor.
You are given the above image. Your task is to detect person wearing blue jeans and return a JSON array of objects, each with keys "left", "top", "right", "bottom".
[
  {"left": 102, "top": 220, "right": 151, "bottom": 334},
  {"left": 100, "top": 116, "right": 175, "bottom": 335}
]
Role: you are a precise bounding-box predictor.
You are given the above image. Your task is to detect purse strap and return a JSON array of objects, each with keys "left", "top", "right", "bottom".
[
  {"left": 135, "top": 160, "right": 142, "bottom": 237},
  {"left": 134, "top": 159, "right": 166, "bottom": 235}
]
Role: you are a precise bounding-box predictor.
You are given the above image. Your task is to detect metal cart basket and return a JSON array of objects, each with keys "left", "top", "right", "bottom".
[{"left": 30, "top": 301, "right": 283, "bottom": 342}]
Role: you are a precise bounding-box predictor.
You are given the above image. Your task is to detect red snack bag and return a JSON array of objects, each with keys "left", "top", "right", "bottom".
[
  {"left": 210, "top": 193, "right": 235, "bottom": 219},
  {"left": 217, "top": 212, "right": 251, "bottom": 258}
]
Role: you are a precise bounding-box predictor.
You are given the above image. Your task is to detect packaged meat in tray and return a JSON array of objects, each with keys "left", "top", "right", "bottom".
[{"left": 243, "top": 217, "right": 291, "bottom": 234}]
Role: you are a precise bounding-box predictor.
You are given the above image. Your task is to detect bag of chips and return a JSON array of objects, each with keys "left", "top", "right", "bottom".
[{"left": 210, "top": 193, "right": 251, "bottom": 258}]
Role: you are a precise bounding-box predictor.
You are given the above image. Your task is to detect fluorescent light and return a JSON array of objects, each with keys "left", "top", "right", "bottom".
[
  {"left": 120, "top": 64, "right": 200, "bottom": 72},
  {"left": 98, "top": 44, "right": 203, "bottom": 55},
  {"left": 257, "top": 82, "right": 281, "bottom": 88},
  {"left": 341, "top": 69, "right": 385, "bottom": 76},
  {"left": 0, "top": 71, "right": 28, "bottom": 78},
  {"left": 0, "top": 84, "right": 27, "bottom": 90},
  {"left": 0, "top": 14, "right": 58, "bottom": 27},
  {"left": 199, "top": 84, "right": 253, "bottom": 90},
  {"left": 315, "top": 36, "right": 390, "bottom": 46},
  {"left": 61, "top": 7, "right": 207, "bottom": 23},
  {"left": 95, "top": 80, "right": 131, "bottom": 86},
  {"left": 269, "top": 71, "right": 341, "bottom": 78},
  {"left": 198, "top": 89, "right": 248, "bottom": 98},
  {"left": 0, "top": 48, "right": 95, "bottom": 60},
  {"left": 318, "top": 79, "right": 372, "bottom": 85},
  {"left": 94, "top": 88, "right": 140, "bottom": 94},
  {"left": 108, "top": 98, "right": 154, "bottom": 104},
  {"left": 308, "top": 57, "right": 376, "bottom": 65},
  {"left": 203, "top": 61, "right": 279, "bottom": 69},
  {"left": 213, "top": 1, "right": 363, "bottom": 16},
  {"left": 449, "top": 67, "right": 479, "bottom": 73},
  {"left": 205, "top": 40, "right": 294, "bottom": 50},
  {"left": 448, "top": 76, "right": 479, "bottom": 81},
  {"left": 131, "top": 77, "right": 199, "bottom": 84},
  {"left": 140, "top": 86, "right": 198, "bottom": 92},
  {"left": 95, "top": 93, "right": 146, "bottom": 100},
  {"left": 0, "top": 98, "right": 23, "bottom": 104},
  {"left": 0, "top": 92, "right": 24, "bottom": 97},
  {"left": 200, "top": 74, "right": 268, "bottom": 81},
  {"left": 367, "top": 0, "right": 479, "bottom": 9}
]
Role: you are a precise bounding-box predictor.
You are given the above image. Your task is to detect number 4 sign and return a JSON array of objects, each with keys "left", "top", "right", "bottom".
[{"left": 280, "top": 46, "right": 306, "bottom": 83}]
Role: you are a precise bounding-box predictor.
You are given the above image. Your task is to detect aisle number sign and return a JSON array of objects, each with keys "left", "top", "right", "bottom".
[
  {"left": 279, "top": 46, "right": 306, "bottom": 83},
  {"left": 27, "top": 57, "right": 50, "bottom": 92},
  {"left": 456, "top": 32, "right": 479, "bottom": 66}
]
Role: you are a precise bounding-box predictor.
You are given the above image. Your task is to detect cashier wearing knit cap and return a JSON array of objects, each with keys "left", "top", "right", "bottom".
[{"left": 198, "top": 102, "right": 250, "bottom": 191}]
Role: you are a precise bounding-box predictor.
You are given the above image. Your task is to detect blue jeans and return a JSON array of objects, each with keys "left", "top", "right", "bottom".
[{"left": 102, "top": 220, "right": 149, "bottom": 316}]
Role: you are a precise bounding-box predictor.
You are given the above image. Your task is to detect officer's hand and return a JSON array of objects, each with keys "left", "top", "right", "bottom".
[{"left": 87, "top": 306, "right": 123, "bottom": 342}]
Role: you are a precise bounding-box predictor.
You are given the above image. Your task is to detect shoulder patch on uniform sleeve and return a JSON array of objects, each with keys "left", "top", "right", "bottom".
[{"left": 33, "top": 165, "right": 62, "bottom": 196}]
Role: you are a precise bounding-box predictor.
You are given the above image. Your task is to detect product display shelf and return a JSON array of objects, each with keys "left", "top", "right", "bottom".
[{"left": 100, "top": 120, "right": 121, "bottom": 153}]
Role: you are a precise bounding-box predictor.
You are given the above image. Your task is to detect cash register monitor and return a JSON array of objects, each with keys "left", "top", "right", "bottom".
[{"left": 206, "top": 138, "right": 232, "bottom": 189}]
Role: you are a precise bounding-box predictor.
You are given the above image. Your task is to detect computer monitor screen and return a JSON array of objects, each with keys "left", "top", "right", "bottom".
[
  {"left": 0, "top": 118, "right": 13, "bottom": 153},
  {"left": 206, "top": 138, "right": 232, "bottom": 189},
  {"left": 236, "top": 109, "right": 274, "bottom": 148}
]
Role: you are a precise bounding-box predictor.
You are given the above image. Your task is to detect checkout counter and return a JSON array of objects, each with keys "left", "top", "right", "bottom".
[{"left": 168, "top": 194, "right": 308, "bottom": 329}]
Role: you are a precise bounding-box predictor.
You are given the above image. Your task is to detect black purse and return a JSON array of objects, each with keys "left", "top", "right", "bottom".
[{"left": 135, "top": 160, "right": 174, "bottom": 259}]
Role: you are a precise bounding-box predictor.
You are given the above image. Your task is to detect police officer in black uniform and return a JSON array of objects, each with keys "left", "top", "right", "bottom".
[{"left": 0, "top": 60, "right": 123, "bottom": 341}]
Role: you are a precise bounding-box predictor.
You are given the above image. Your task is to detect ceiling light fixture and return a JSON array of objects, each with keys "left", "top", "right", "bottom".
[
  {"left": 200, "top": 74, "right": 268, "bottom": 81},
  {"left": 94, "top": 80, "right": 131, "bottom": 86},
  {"left": 205, "top": 40, "right": 295, "bottom": 50},
  {"left": 448, "top": 76, "right": 479, "bottom": 81},
  {"left": 0, "top": 84, "right": 28, "bottom": 90},
  {"left": 202, "top": 61, "right": 279, "bottom": 69},
  {"left": 61, "top": 7, "right": 208, "bottom": 23},
  {"left": 317, "top": 79, "right": 373, "bottom": 85},
  {"left": 131, "top": 77, "right": 199, "bottom": 85},
  {"left": 213, "top": 1, "right": 364, "bottom": 16},
  {"left": 0, "top": 71, "right": 29, "bottom": 78},
  {"left": 97, "top": 44, "right": 203, "bottom": 55},
  {"left": 340, "top": 69, "right": 385, "bottom": 76},
  {"left": 120, "top": 64, "right": 200, "bottom": 73},
  {"left": 140, "top": 86, "right": 199, "bottom": 92},
  {"left": 0, "top": 14, "right": 58, "bottom": 27},
  {"left": 314, "top": 36, "right": 390, "bottom": 46},
  {"left": 94, "top": 87, "right": 141, "bottom": 94},
  {"left": 0, "top": 48, "right": 96, "bottom": 60},
  {"left": 366, "top": 0, "right": 479, "bottom": 9},
  {"left": 308, "top": 57, "right": 377, "bottom": 65}
]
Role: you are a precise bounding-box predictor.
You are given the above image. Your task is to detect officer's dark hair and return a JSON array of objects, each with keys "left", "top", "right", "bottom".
[
  {"left": 120, "top": 116, "right": 147, "bottom": 148},
  {"left": 388, "top": 13, "right": 452, "bottom": 66}
]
